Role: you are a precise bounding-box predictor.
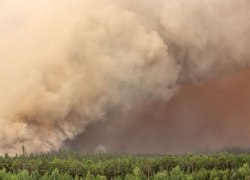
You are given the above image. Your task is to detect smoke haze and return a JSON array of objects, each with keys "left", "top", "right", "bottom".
[{"left": 0, "top": 0, "right": 250, "bottom": 154}]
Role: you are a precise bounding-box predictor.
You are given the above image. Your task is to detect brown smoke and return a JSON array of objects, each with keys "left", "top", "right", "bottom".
[
  {"left": 1, "top": 0, "right": 250, "bottom": 154},
  {"left": 70, "top": 68, "right": 250, "bottom": 154}
]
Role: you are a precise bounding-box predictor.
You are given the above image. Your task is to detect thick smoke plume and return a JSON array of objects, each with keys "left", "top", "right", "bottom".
[{"left": 0, "top": 0, "right": 250, "bottom": 154}]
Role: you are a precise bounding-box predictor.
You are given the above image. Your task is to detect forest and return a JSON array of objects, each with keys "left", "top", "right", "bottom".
[{"left": 0, "top": 151, "right": 250, "bottom": 179}]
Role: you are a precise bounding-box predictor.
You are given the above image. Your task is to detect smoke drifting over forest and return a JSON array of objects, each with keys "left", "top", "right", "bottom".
[{"left": 1, "top": 0, "right": 250, "bottom": 154}]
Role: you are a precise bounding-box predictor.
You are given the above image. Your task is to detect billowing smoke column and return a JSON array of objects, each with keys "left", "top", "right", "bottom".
[{"left": 0, "top": 0, "right": 250, "bottom": 154}]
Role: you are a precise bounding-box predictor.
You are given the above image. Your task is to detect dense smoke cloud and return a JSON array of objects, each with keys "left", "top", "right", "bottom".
[{"left": 0, "top": 0, "right": 250, "bottom": 154}]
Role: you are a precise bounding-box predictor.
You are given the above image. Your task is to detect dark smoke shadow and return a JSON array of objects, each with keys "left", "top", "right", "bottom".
[{"left": 67, "top": 68, "right": 250, "bottom": 154}]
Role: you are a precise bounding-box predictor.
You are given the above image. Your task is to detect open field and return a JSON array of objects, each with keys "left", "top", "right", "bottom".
[{"left": 0, "top": 152, "right": 250, "bottom": 179}]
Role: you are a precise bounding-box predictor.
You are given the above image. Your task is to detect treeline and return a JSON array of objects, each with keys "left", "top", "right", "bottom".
[{"left": 1, "top": 152, "right": 250, "bottom": 179}]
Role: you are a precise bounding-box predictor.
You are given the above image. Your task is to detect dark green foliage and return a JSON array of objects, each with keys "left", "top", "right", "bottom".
[{"left": 0, "top": 152, "right": 249, "bottom": 179}]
